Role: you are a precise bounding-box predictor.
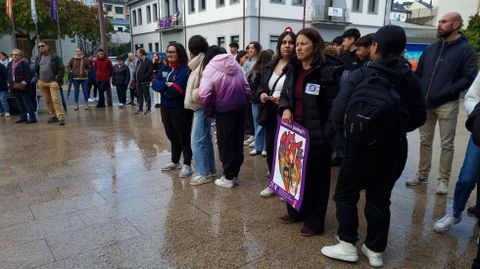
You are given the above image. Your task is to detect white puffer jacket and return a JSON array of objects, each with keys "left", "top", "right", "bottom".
[
  {"left": 184, "top": 53, "right": 205, "bottom": 111},
  {"left": 465, "top": 72, "right": 480, "bottom": 115}
]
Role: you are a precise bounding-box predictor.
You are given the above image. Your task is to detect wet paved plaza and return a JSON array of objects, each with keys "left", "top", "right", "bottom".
[{"left": 0, "top": 100, "right": 477, "bottom": 268}]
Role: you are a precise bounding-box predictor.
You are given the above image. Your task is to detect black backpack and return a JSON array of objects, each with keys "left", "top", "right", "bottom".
[{"left": 344, "top": 67, "right": 409, "bottom": 150}]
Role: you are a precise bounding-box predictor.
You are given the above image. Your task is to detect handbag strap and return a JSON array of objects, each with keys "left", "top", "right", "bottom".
[{"left": 268, "top": 72, "right": 284, "bottom": 96}]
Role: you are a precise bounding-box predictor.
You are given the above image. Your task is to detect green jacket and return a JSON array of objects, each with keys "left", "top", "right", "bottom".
[{"left": 35, "top": 53, "right": 65, "bottom": 86}]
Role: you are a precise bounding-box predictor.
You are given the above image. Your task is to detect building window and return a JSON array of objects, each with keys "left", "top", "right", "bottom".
[
  {"left": 117, "top": 27, "right": 123, "bottom": 32},
  {"left": 115, "top": 6, "right": 123, "bottom": 14},
  {"left": 270, "top": 35, "right": 279, "bottom": 50},
  {"left": 140, "top": 43, "right": 144, "bottom": 48},
  {"left": 230, "top": 0, "right": 240, "bottom": 4},
  {"left": 352, "top": 0, "right": 363, "bottom": 12},
  {"left": 147, "top": 6, "right": 152, "bottom": 23},
  {"left": 217, "top": 36, "right": 225, "bottom": 47},
  {"left": 199, "top": 0, "right": 206, "bottom": 11},
  {"left": 189, "top": 0, "right": 195, "bottom": 13},
  {"left": 292, "top": 0, "right": 303, "bottom": 5},
  {"left": 230, "top": 35, "right": 239, "bottom": 44},
  {"left": 149, "top": 43, "right": 153, "bottom": 52},
  {"left": 164, "top": 0, "right": 170, "bottom": 16},
  {"left": 132, "top": 10, "right": 137, "bottom": 26},
  {"left": 270, "top": 0, "right": 284, "bottom": 4},
  {"left": 155, "top": 42, "right": 159, "bottom": 52},
  {"left": 368, "top": 0, "right": 377, "bottom": 13},
  {"left": 138, "top": 8, "right": 142, "bottom": 25},
  {"left": 153, "top": 3, "right": 158, "bottom": 21},
  {"left": 105, "top": 4, "right": 112, "bottom": 12},
  {"left": 217, "top": 0, "right": 225, "bottom": 8}
]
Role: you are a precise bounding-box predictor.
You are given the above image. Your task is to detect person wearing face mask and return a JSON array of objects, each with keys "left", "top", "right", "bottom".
[
  {"left": 67, "top": 48, "right": 91, "bottom": 111},
  {"left": 277, "top": 28, "right": 342, "bottom": 237},
  {"left": 406, "top": 12, "right": 478, "bottom": 195}
]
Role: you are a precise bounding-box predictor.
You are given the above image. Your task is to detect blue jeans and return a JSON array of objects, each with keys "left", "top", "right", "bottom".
[
  {"left": 251, "top": 103, "right": 266, "bottom": 152},
  {"left": 73, "top": 79, "right": 89, "bottom": 104},
  {"left": 191, "top": 109, "right": 216, "bottom": 176},
  {"left": 0, "top": 90, "right": 9, "bottom": 113},
  {"left": 452, "top": 136, "right": 480, "bottom": 218}
]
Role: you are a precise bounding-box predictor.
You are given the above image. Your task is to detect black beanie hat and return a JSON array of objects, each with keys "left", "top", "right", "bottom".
[{"left": 373, "top": 25, "right": 406, "bottom": 59}]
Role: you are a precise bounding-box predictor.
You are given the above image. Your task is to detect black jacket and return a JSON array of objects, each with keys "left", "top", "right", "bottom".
[
  {"left": 466, "top": 102, "right": 480, "bottom": 147},
  {"left": 7, "top": 60, "right": 33, "bottom": 91},
  {"left": 278, "top": 55, "right": 343, "bottom": 152},
  {"left": 332, "top": 58, "right": 426, "bottom": 136},
  {"left": 135, "top": 57, "right": 153, "bottom": 84},
  {"left": 112, "top": 64, "right": 130, "bottom": 85},
  {"left": 252, "top": 59, "right": 283, "bottom": 102},
  {"left": 0, "top": 64, "right": 7, "bottom": 91},
  {"left": 416, "top": 34, "right": 477, "bottom": 108},
  {"left": 339, "top": 49, "right": 365, "bottom": 85}
]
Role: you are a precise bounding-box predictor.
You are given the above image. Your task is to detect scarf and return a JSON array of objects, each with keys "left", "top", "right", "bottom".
[
  {"left": 12, "top": 58, "right": 26, "bottom": 78},
  {"left": 169, "top": 61, "right": 181, "bottom": 69}
]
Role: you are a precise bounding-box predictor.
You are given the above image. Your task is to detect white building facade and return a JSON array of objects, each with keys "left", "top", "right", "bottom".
[{"left": 128, "top": 0, "right": 438, "bottom": 53}]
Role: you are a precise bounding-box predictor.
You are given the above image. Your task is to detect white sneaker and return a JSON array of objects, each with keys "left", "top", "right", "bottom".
[
  {"left": 361, "top": 244, "right": 384, "bottom": 267},
  {"left": 161, "top": 162, "right": 182, "bottom": 171},
  {"left": 261, "top": 150, "right": 267, "bottom": 157},
  {"left": 189, "top": 174, "right": 213, "bottom": 186},
  {"left": 260, "top": 187, "right": 275, "bottom": 198},
  {"left": 321, "top": 236, "right": 359, "bottom": 262},
  {"left": 214, "top": 176, "right": 235, "bottom": 189},
  {"left": 88, "top": 98, "right": 94, "bottom": 102},
  {"left": 4, "top": 112, "right": 10, "bottom": 118},
  {"left": 94, "top": 97, "right": 99, "bottom": 101},
  {"left": 249, "top": 142, "right": 255, "bottom": 148},
  {"left": 179, "top": 164, "right": 194, "bottom": 178},
  {"left": 433, "top": 212, "right": 461, "bottom": 233},
  {"left": 244, "top": 136, "right": 254, "bottom": 145},
  {"left": 406, "top": 175, "right": 428, "bottom": 186},
  {"left": 436, "top": 179, "right": 449, "bottom": 195},
  {"left": 250, "top": 149, "right": 259, "bottom": 155}
]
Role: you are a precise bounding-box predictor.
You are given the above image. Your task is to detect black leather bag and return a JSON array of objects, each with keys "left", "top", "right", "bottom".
[{"left": 256, "top": 73, "right": 284, "bottom": 126}]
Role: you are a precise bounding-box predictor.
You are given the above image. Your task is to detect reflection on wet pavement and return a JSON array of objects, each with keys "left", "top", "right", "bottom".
[{"left": 0, "top": 104, "right": 476, "bottom": 268}]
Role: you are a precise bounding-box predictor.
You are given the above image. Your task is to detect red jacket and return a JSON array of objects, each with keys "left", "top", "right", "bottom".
[{"left": 94, "top": 57, "right": 112, "bottom": 81}]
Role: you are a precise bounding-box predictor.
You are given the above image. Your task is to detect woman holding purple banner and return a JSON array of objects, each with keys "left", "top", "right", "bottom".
[
  {"left": 252, "top": 30, "right": 296, "bottom": 198},
  {"left": 277, "top": 28, "right": 342, "bottom": 236}
]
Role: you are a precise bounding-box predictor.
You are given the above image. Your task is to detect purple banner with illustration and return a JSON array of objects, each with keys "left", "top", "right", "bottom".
[
  {"left": 268, "top": 117, "right": 309, "bottom": 211},
  {"left": 405, "top": 43, "right": 428, "bottom": 71}
]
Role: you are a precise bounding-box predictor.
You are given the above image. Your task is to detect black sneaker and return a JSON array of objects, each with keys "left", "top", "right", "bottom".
[
  {"left": 96, "top": 104, "right": 106, "bottom": 108},
  {"left": 155, "top": 104, "right": 161, "bottom": 108},
  {"left": 15, "top": 119, "right": 26, "bottom": 124},
  {"left": 26, "top": 119, "right": 37, "bottom": 124},
  {"left": 467, "top": 205, "right": 478, "bottom": 216},
  {"left": 59, "top": 119, "right": 65, "bottom": 126},
  {"left": 47, "top": 117, "right": 59, "bottom": 123},
  {"left": 135, "top": 109, "right": 143, "bottom": 115}
]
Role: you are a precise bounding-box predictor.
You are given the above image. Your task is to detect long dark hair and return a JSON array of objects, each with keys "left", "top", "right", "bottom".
[
  {"left": 202, "top": 45, "right": 227, "bottom": 70},
  {"left": 188, "top": 35, "right": 209, "bottom": 56},
  {"left": 248, "top": 50, "right": 274, "bottom": 81},
  {"left": 296, "top": 28, "right": 325, "bottom": 65},
  {"left": 276, "top": 31, "right": 296, "bottom": 59},
  {"left": 167, "top": 42, "right": 188, "bottom": 65}
]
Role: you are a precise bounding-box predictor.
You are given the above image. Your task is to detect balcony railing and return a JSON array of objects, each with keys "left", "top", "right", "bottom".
[
  {"left": 158, "top": 14, "right": 183, "bottom": 31},
  {"left": 311, "top": 4, "right": 348, "bottom": 24}
]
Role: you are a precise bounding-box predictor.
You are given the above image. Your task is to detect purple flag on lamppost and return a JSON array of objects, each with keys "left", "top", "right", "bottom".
[{"left": 50, "top": 0, "right": 58, "bottom": 22}]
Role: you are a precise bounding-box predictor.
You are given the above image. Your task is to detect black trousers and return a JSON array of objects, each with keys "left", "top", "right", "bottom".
[
  {"left": 137, "top": 83, "right": 151, "bottom": 110},
  {"left": 161, "top": 106, "right": 193, "bottom": 165},
  {"left": 264, "top": 105, "right": 278, "bottom": 172},
  {"left": 216, "top": 109, "right": 246, "bottom": 180},
  {"left": 245, "top": 102, "right": 254, "bottom": 136},
  {"left": 334, "top": 137, "right": 408, "bottom": 252},
  {"left": 286, "top": 147, "right": 332, "bottom": 233},
  {"left": 97, "top": 80, "right": 109, "bottom": 106},
  {"left": 115, "top": 84, "right": 127, "bottom": 104},
  {"left": 129, "top": 86, "right": 136, "bottom": 103},
  {"left": 88, "top": 80, "right": 97, "bottom": 98}
]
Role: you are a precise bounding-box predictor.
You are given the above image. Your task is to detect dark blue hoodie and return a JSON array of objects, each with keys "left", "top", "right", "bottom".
[{"left": 416, "top": 34, "right": 477, "bottom": 108}]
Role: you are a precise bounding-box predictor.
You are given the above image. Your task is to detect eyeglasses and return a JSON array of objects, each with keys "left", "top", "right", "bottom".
[
  {"left": 37, "top": 44, "right": 45, "bottom": 48},
  {"left": 166, "top": 50, "right": 177, "bottom": 54}
]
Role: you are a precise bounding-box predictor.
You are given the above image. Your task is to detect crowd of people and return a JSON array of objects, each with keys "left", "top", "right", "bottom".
[{"left": 1, "top": 11, "right": 480, "bottom": 268}]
